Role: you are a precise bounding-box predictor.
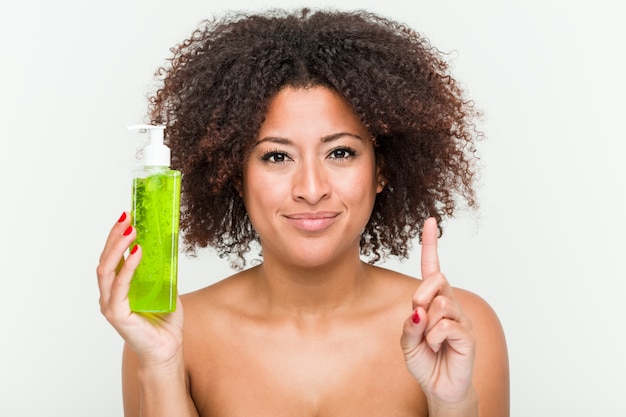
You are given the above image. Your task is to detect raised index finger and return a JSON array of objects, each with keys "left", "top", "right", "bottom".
[{"left": 420, "top": 217, "right": 440, "bottom": 279}]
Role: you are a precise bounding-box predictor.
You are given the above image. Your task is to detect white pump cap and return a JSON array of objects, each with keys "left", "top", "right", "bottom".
[{"left": 127, "top": 124, "right": 170, "bottom": 167}]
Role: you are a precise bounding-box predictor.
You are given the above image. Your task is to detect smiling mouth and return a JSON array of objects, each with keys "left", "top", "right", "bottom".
[{"left": 283, "top": 212, "right": 341, "bottom": 232}]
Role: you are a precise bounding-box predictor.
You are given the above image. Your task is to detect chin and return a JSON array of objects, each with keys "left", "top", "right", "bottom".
[{"left": 284, "top": 245, "right": 359, "bottom": 269}]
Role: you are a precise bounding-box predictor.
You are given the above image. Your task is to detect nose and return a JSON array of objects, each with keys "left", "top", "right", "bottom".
[{"left": 292, "top": 158, "right": 330, "bottom": 204}]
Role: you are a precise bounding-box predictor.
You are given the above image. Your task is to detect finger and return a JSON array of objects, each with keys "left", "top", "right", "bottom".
[
  {"left": 101, "top": 244, "right": 141, "bottom": 326},
  {"left": 424, "top": 294, "right": 467, "bottom": 334},
  {"left": 99, "top": 212, "right": 132, "bottom": 264},
  {"left": 421, "top": 217, "right": 440, "bottom": 279},
  {"left": 110, "top": 244, "right": 141, "bottom": 308},
  {"left": 412, "top": 271, "right": 456, "bottom": 311},
  {"left": 97, "top": 215, "right": 135, "bottom": 305},
  {"left": 400, "top": 306, "right": 428, "bottom": 354},
  {"left": 424, "top": 318, "right": 475, "bottom": 355},
  {"left": 97, "top": 226, "right": 135, "bottom": 302}
]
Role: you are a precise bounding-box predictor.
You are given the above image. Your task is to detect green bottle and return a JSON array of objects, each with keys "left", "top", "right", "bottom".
[{"left": 128, "top": 125, "right": 181, "bottom": 313}]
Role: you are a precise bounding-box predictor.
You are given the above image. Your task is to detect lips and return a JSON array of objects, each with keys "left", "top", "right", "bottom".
[{"left": 283, "top": 211, "right": 341, "bottom": 232}]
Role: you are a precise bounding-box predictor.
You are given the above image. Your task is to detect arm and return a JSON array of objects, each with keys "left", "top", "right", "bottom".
[
  {"left": 400, "top": 218, "right": 509, "bottom": 417},
  {"left": 97, "top": 212, "right": 198, "bottom": 417},
  {"left": 123, "top": 344, "right": 199, "bottom": 417}
]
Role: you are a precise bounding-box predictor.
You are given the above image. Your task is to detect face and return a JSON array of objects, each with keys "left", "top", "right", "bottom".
[{"left": 241, "top": 86, "right": 385, "bottom": 268}]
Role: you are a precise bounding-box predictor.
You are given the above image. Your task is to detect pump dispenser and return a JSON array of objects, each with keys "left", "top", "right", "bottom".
[{"left": 127, "top": 124, "right": 181, "bottom": 312}]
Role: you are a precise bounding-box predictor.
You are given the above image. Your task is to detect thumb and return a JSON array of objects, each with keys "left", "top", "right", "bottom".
[{"left": 400, "top": 306, "right": 427, "bottom": 353}]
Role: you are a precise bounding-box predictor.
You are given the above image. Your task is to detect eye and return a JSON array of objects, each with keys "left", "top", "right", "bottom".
[
  {"left": 261, "top": 150, "right": 291, "bottom": 164},
  {"left": 328, "top": 147, "right": 357, "bottom": 160}
]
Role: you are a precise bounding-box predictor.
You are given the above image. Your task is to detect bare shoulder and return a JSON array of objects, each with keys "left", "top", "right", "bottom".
[
  {"left": 374, "top": 265, "right": 509, "bottom": 371},
  {"left": 368, "top": 264, "right": 504, "bottom": 329},
  {"left": 453, "top": 287, "right": 506, "bottom": 336},
  {"left": 181, "top": 268, "right": 254, "bottom": 309},
  {"left": 453, "top": 287, "right": 508, "bottom": 360},
  {"left": 454, "top": 287, "right": 510, "bottom": 415},
  {"left": 178, "top": 269, "right": 261, "bottom": 343},
  {"left": 177, "top": 269, "right": 258, "bottom": 362},
  {"left": 366, "top": 264, "right": 422, "bottom": 291}
]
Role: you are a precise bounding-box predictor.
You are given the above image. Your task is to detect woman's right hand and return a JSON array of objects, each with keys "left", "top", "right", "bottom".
[{"left": 96, "top": 212, "right": 184, "bottom": 367}]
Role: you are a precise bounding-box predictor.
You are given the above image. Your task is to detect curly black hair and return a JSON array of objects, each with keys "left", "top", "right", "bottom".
[{"left": 148, "top": 7, "right": 481, "bottom": 269}]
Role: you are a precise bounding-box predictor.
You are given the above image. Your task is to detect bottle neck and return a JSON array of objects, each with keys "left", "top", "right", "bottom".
[{"left": 143, "top": 165, "right": 170, "bottom": 171}]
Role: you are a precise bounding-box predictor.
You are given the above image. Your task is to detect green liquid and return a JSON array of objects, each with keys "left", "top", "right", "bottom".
[{"left": 129, "top": 168, "right": 181, "bottom": 312}]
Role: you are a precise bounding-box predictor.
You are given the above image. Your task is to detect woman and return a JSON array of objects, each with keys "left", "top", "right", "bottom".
[{"left": 97, "top": 8, "right": 509, "bottom": 416}]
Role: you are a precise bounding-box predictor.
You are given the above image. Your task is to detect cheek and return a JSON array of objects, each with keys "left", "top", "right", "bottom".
[
  {"left": 242, "top": 171, "right": 285, "bottom": 214},
  {"left": 336, "top": 169, "right": 378, "bottom": 201}
]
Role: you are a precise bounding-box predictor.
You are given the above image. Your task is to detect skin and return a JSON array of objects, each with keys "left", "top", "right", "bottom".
[{"left": 97, "top": 86, "right": 509, "bottom": 417}]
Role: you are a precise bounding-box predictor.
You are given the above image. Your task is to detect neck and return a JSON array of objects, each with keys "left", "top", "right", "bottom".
[{"left": 252, "top": 251, "right": 371, "bottom": 317}]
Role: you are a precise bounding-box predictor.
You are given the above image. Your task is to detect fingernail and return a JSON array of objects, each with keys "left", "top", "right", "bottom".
[
  {"left": 130, "top": 244, "right": 138, "bottom": 254},
  {"left": 123, "top": 226, "right": 133, "bottom": 236},
  {"left": 117, "top": 212, "right": 127, "bottom": 223},
  {"left": 412, "top": 309, "right": 421, "bottom": 324}
]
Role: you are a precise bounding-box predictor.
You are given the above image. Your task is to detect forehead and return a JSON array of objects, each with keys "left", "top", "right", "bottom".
[{"left": 257, "top": 86, "right": 369, "bottom": 141}]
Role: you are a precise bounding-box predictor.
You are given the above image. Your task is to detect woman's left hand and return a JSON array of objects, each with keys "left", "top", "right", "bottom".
[{"left": 400, "top": 217, "right": 477, "bottom": 412}]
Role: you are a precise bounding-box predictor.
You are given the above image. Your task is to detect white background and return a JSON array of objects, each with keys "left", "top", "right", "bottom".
[{"left": 1, "top": 0, "right": 624, "bottom": 416}]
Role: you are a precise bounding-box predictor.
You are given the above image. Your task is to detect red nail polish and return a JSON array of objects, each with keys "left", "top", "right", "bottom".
[
  {"left": 130, "top": 244, "right": 138, "bottom": 254},
  {"left": 117, "top": 212, "right": 127, "bottom": 223},
  {"left": 123, "top": 226, "right": 133, "bottom": 236},
  {"left": 412, "top": 309, "right": 421, "bottom": 324}
]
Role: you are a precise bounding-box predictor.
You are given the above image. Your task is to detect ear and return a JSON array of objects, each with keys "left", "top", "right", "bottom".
[
  {"left": 375, "top": 154, "right": 387, "bottom": 194},
  {"left": 376, "top": 177, "right": 387, "bottom": 194}
]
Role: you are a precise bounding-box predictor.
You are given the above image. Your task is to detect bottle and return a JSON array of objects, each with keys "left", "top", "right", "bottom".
[{"left": 127, "top": 124, "right": 181, "bottom": 312}]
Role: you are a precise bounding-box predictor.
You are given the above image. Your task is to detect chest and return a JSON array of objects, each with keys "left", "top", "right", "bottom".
[{"left": 184, "top": 316, "right": 427, "bottom": 416}]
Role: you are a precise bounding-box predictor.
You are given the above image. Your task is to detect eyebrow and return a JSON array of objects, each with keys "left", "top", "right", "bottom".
[{"left": 255, "top": 132, "right": 364, "bottom": 147}]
